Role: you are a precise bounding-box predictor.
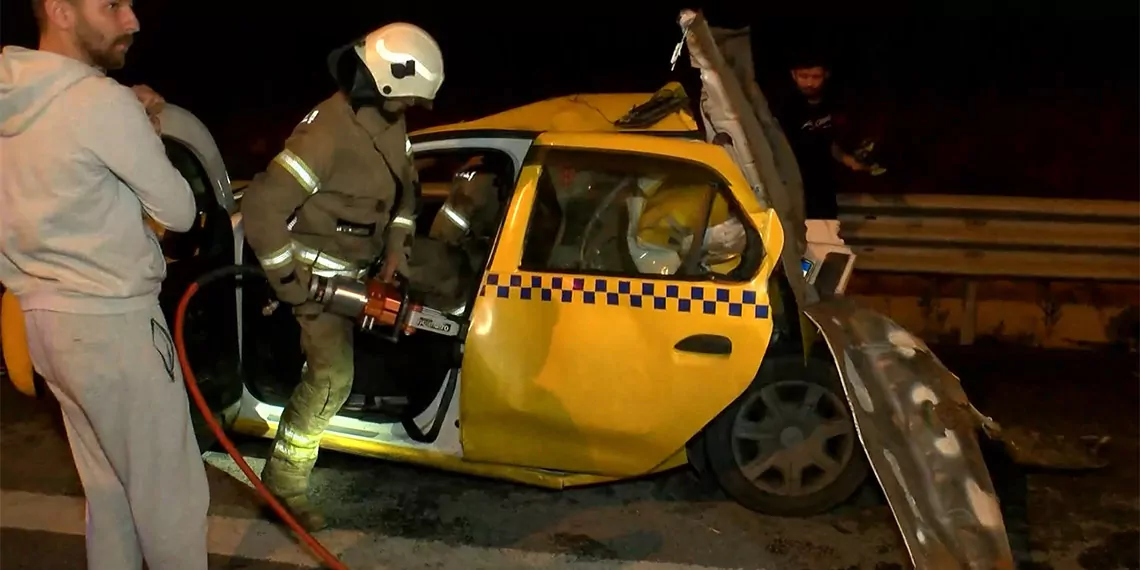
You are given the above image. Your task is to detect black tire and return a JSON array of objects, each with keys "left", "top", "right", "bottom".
[
  {"left": 702, "top": 353, "right": 870, "bottom": 517},
  {"left": 189, "top": 398, "right": 240, "bottom": 454},
  {"left": 190, "top": 409, "right": 218, "bottom": 453}
]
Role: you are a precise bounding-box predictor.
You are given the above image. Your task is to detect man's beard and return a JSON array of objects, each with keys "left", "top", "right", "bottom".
[{"left": 75, "top": 18, "right": 132, "bottom": 70}]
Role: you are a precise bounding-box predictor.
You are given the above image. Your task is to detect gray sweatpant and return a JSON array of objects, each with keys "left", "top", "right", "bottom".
[{"left": 23, "top": 304, "right": 210, "bottom": 570}]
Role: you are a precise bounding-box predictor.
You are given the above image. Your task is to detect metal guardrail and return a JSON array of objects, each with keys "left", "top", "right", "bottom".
[{"left": 837, "top": 194, "right": 1140, "bottom": 282}]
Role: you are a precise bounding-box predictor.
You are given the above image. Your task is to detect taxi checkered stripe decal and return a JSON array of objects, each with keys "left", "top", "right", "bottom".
[{"left": 479, "top": 273, "right": 769, "bottom": 319}]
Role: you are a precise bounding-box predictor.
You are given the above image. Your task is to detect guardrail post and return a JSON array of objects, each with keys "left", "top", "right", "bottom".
[{"left": 960, "top": 280, "right": 979, "bottom": 345}]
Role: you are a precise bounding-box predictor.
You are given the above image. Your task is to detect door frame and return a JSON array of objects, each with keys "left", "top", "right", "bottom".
[
  {"left": 161, "top": 105, "right": 239, "bottom": 215},
  {"left": 157, "top": 105, "right": 243, "bottom": 431}
]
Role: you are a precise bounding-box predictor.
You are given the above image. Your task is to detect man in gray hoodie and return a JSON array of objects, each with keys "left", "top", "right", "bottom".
[{"left": 0, "top": 1, "right": 209, "bottom": 568}]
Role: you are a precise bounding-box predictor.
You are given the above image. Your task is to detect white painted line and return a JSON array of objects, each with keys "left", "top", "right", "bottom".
[{"left": 0, "top": 490, "right": 744, "bottom": 570}]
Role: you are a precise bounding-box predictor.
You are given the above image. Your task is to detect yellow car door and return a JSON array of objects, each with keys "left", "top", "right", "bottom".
[{"left": 459, "top": 132, "right": 786, "bottom": 476}]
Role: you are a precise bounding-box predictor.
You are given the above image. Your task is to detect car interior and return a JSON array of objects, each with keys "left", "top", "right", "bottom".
[{"left": 521, "top": 150, "right": 762, "bottom": 282}]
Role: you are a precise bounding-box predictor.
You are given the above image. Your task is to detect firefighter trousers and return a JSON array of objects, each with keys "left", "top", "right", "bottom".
[
  {"left": 260, "top": 307, "right": 354, "bottom": 502},
  {"left": 22, "top": 304, "right": 210, "bottom": 570}
]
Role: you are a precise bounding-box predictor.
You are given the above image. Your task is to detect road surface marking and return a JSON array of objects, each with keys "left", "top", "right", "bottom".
[{"left": 0, "top": 489, "right": 748, "bottom": 569}]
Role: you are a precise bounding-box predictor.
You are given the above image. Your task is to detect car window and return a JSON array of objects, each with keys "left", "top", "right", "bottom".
[{"left": 519, "top": 148, "right": 761, "bottom": 281}]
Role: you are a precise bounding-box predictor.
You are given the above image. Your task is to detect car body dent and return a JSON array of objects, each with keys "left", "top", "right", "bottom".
[{"left": 456, "top": 132, "right": 783, "bottom": 476}]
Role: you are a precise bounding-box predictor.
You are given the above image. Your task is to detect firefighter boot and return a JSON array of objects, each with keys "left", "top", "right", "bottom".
[
  {"left": 260, "top": 373, "right": 353, "bottom": 531},
  {"left": 260, "top": 422, "right": 329, "bottom": 532},
  {"left": 261, "top": 311, "right": 355, "bottom": 531}
]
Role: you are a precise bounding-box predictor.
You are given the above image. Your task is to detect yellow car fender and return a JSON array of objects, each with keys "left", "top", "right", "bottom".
[{"left": 1, "top": 287, "right": 36, "bottom": 397}]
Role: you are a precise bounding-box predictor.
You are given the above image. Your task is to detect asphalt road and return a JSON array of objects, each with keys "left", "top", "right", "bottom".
[{"left": 1, "top": 346, "right": 1137, "bottom": 569}]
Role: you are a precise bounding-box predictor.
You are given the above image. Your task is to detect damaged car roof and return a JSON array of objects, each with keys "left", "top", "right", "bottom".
[{"left": 413, "top": 85, "right": 699, "bottom": 136}]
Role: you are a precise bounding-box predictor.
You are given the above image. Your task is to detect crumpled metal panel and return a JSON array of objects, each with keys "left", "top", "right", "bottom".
[
  {"left": 803, "top": 296, "right": 1015, "bottom": 570},
  {"left": 678, "top": 9, "right": 818, "bottom": 309}
]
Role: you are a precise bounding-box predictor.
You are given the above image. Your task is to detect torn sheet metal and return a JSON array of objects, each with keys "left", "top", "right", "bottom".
[
  {"left": 803, "top": 296, "right": 1015, "bottom": 569},
  {"left": 989, "top": 424, "right": 1111, "bottom": 471},
  {"left": 678, "top": 9, "right": 818, "bottom": 309}
]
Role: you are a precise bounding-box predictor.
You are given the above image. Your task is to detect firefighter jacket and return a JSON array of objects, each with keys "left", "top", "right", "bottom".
[
  {"left": 427, "top": 158, "right": 502, "bottom": 271},
  {"left": 428, "top": 161, "right": 501, "bottom": 246},
  {"left": 242, "top": 92, "right": 419, "bottom": 292}
]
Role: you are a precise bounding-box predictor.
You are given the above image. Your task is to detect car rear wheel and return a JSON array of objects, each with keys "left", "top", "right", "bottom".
[
  {"left": 189, "top": 397, "right": 242, "bottom": 454},
  {"left": 701, "top": 353, "right": 869, "bottom": 516}
]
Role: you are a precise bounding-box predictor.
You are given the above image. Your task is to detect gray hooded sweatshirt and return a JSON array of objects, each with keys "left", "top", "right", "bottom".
[{"left": 0, "top": 46, "right": 196, "bottom": 314}]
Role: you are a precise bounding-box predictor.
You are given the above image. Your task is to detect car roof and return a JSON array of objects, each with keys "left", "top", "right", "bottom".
[{"left": 411, "top": 87, "right": 700, "bottom": 139}]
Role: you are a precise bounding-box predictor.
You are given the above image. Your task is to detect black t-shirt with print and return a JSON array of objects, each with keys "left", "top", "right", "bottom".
[{"left": 775, "top": 95, "right": 842, "bottom": 220}]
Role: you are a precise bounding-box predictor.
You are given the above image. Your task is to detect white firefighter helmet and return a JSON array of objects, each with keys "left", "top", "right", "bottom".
[{"left": 354, "top": 23, "right": 444, "bottom": 101}]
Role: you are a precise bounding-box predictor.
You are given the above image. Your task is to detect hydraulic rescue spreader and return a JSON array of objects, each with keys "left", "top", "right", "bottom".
[
  {"left": 306, "top": 272, "right": 466, "bottom": 444},
  {"left": 307, "top": 274, "right": 464, "bottom": 340}
]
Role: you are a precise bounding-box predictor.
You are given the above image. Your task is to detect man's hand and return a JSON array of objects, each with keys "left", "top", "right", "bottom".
[
  {"left": 378, "top": 250, "right": 404, "bottom": 283},
  {"left": 132, "top": 84, "right": 165, "bottom": 135},
  {"left": 840, "top": 153, "right": 869, "bottom": 172}
]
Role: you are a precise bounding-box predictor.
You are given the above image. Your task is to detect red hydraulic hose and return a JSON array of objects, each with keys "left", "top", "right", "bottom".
[{"left": 174, "top": 276, "right": 350, "bottom": 570}]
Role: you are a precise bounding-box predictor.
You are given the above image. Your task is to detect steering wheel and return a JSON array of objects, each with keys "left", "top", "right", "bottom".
[{"left": 577, "top": 177, "right": 639, "bottom": 273}]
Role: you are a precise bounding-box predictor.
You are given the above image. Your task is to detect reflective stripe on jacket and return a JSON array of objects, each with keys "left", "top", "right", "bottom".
[{"left": 241, "top": 92, "right": 419, "bottom": 288}]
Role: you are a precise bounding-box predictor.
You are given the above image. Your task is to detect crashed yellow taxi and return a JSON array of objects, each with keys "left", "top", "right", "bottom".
[{"left": 8, "top": 11, "right": 1112, "bottom": 569}]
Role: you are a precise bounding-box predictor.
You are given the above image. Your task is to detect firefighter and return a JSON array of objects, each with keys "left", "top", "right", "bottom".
[
  {"left": 428, "top": 156, "right": 505, "bottom": 250},
  {"left": 240, "top": 22, "right": 444, "bottom": 531},
  {"left": 429, "top": 158, "right": 505, "bottom": 270},
  {"left": 404, "top": 157, "right": 505, "bottom": 312}
]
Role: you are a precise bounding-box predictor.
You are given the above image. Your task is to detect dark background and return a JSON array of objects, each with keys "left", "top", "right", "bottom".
[{"left": 2, "top": 1, "right": 1137, "bottom": 200}]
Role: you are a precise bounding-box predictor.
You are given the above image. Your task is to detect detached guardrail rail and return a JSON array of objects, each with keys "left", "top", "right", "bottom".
[
  {"left": 837, "top": 193, "right": 1140, "bottom": 282},
  {"left": 837, "top": 193, "right": 1140, "bottom": 346}
]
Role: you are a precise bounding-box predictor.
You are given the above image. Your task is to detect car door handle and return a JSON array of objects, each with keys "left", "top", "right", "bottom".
[{"left": 674, "top": 334, "right": 732, "bottom": 355}]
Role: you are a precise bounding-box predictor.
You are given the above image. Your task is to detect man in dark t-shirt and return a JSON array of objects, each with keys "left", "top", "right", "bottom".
[{"left": 773, "top": 57, "right": 869, "bottom": 220}]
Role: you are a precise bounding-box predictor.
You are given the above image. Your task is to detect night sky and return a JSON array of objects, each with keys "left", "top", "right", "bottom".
[{"left": 2, "top": 1, "right": 1137, "bottom": 199}]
